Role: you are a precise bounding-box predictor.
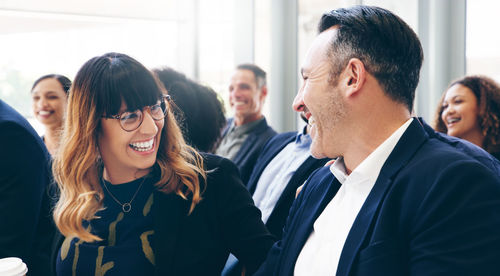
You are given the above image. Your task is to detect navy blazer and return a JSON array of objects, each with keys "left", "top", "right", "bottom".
[
  {"left": 221, "top": 117, "right": 277, "bottom": 184},
  {"left": 51, "top": 154, "right": 274, "bottom": 276},
  {"left": 247, "top": 131, "right": 329, "bottom": 240},
  {"left": 256, "top": 118, "right": 500, "bottom": 276},
  {"left": 0, "top": 100, "right": 54, "bottom": 275}
]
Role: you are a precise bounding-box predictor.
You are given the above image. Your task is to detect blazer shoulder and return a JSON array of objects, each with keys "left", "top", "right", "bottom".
[
  {"left": 261, "top": 131, "right": 296, "bottom": 151},
  {"left": 418, "top": 117, "right": 500, "bottom": 173},
  {"left": 0, "top": 120, "right": 48, "bottom": 161},
  {"left": 270, "top": 131, "right": 297, "bottom": 142},
  {"left": 416, "top": 136, "right": 499, "bottom": 174},
  {"left": 262, "top": 125, "right": 277, "bottom": 138},
  {"left": 253, "top": 117, "right": 277, "bottom": 136},
  {"left": 0, "top": 102, "right": 49, "bottom": 159},
  {"left": 250, "top": 126, "right": 277, "bottom": 149}
]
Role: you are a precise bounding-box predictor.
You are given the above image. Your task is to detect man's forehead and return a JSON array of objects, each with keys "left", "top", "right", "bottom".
[
  {"left": 313, "top": 27, "right": 338, "bottom": 54},
  {"left": 231, "top": 69, "right": 256, "bottom": 85},
  {"left": 301, "top": 28, "right": 337, "bottom": 73}
]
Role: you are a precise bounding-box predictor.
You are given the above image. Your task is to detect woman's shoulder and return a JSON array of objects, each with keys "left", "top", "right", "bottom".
[
  {"left": 198, "top": 153, "right": 245, "bottom": 193},
  {"left": 196, "top": 154, "right": 255, "bottom": 219},
  {"left": 200, "top": 152, "right": 238, "bottom": 173}
]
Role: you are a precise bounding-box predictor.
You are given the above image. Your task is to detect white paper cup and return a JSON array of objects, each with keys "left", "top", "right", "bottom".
[{"left": 0, "top": 257, "right": 28, "bottom": 276}]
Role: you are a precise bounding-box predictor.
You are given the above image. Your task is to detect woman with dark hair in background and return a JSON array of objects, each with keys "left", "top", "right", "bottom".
[
  {"left": 434, "top": 75, "right": 500, "bottom": 160},
  {"left": 51, "top": 53, "right": 273, "bottom": 275},
  {"left": 31, "top": 74, "right": 71, "bottom": 155},
  {"left": 154, "top": 67, "right": 226, "bottom": 153}
]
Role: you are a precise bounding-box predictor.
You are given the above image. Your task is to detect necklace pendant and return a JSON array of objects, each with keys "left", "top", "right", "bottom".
[
  {"left": 102, "top": 176, "right": 146, "bottom": 214},
  {"left": 122, "top": 203, "right": 132, "bottom": 213}
]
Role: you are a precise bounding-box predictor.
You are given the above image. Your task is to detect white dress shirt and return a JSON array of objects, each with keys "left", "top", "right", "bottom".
[{"left": 294, "top": 118, "right": 413, "bottom": 276}]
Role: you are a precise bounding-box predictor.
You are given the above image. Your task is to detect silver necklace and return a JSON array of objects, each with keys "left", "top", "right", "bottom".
[{"left": 101, "top": 176, "right": 146, "bottom": 213}]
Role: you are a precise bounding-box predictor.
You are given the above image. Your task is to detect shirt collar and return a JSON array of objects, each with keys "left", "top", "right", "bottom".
[
  {"left": 330, "top": 118, "right": 413, "bottom": 185},
  {"left": 330, "top": 157, "right": 349, "bottom": 184},
  {"left": 295, "top": 131, "right": 312, "bottom": 148}
]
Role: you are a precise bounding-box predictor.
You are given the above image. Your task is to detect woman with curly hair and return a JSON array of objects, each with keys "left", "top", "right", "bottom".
[
  {"left": 50, "top": 53, "right": 273, "bottom": 275},
  {"left": 434, "top": 75, "right": 500, "bottom": 159}
]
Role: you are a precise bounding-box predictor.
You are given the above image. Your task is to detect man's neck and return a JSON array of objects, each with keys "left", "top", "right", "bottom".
[{"left": 342, "top": 112, "right": 411, "bottom": 175}]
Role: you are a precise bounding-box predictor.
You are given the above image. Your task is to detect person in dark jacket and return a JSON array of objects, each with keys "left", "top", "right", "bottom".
[
  {"left": 0, "top": 99, "right": 54, "bottom": 275},
  {"left": 221, "top": 115, "right": 329, "bottom": 276},
  {"left": 50, "top": 53, "right": 274, "bottom": 276},
  {"left": 215, "top": 64, "right": 277, "bottom": 184},
  {"left": 256, "top": 6, "right": 500, "bottom": 276},
  {"left": 247, "top": 114, "right": 329, "bottom": 240}
]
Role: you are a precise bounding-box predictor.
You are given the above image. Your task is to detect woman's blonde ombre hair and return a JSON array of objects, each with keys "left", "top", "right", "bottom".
[{"left": 52, "top": 53, "right": 205, "bottom": 242}]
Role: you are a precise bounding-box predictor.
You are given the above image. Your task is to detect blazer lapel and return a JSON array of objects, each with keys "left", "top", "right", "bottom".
[
  {"left": 270, "top": 157, "right": 327, "bottom": 221},
  {"left": 232, "top": 118, "right": 270, "bottom": 165},
  {"left": 247, "top": 135, "right": 296, "bottom": 194},
  {"left": 279, "top": 168, "right": 341, "bottom": 275},
  {"left": 221, "top": 118, "right": 232, "bottom": 137},
  {"left": 153, "top": 191, "right": 188, "bottom": 276},
  {"left": 232, "top": 134, "right": 256, "bottom": 165},
  {"left": 336, "top": 118, "right": 429, "bottom": 276}
]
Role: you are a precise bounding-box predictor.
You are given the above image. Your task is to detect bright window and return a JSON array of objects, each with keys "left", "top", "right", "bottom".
[{"left": 466, "top": 0, "right": 500, "bottom": 81}]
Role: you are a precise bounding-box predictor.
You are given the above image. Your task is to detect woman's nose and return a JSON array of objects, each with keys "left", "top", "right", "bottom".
[
  {"left": 446, "top": 104, "right": 456, "bottom": 115},
  {"left": 442, "top": 105, "right": 455, "bottom": 121},
  {"left": 139, "top": 110, "right": 159, "bottom": 134},
  {"left": 38, "top": 97, "right": 48, "bottom": 108}
]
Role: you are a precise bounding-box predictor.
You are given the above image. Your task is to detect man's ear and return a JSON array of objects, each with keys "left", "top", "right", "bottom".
[
  {"left": 343, "top": 58, "right": 366, "bottom": 97},
  {"left": 260, "top": 85, "right": 268, "bottom": 100}
]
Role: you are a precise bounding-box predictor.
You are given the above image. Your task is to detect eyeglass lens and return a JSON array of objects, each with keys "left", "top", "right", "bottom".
[{"left": 119, "top": 100, "right": 167, "bottom": 131}]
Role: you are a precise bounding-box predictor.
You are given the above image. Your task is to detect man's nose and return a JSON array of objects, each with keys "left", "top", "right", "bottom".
[
  {"left": 230, "top": 87, "right": 241, "bottom": 97},
  {"left": 292, "top": 88, "right": 305, "bottom": 112}
]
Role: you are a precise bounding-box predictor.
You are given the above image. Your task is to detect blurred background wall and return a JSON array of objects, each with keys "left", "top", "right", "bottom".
[{"left": 1, "top": 0, "right": 499, "bottom": 133}]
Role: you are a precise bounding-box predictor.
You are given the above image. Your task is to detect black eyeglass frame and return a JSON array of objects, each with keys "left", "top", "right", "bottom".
[{"left": 101, "top": 94, "right": 171, "bottom": 132}]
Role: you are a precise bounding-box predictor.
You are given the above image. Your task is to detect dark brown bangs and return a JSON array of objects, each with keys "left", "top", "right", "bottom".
[{"left": 85, "top": 53, "right": 162, "bottom": 117}]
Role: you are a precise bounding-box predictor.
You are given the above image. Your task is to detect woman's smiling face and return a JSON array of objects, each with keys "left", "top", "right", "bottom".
[
  {"left": 32, "top": 78, "right": 68, "bottom": 128},
  {"left": 98, "top": 101, "right": 164, "bottom": 182},
  {"left": 441, "top": 84, "right": 483, "bottom": 143}
]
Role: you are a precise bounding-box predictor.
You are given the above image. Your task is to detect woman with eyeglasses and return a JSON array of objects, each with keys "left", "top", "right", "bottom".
[{"left": 50, "top": 53, "right": 274, "bottom": 276}]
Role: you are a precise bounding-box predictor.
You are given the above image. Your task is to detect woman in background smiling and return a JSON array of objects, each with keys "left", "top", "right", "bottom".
[
  {"left": 434, "top": 75, "right": 500, "bottom": 160},
  {"left": 31, "top": 74, "right": 71, "bottom": 155}
]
